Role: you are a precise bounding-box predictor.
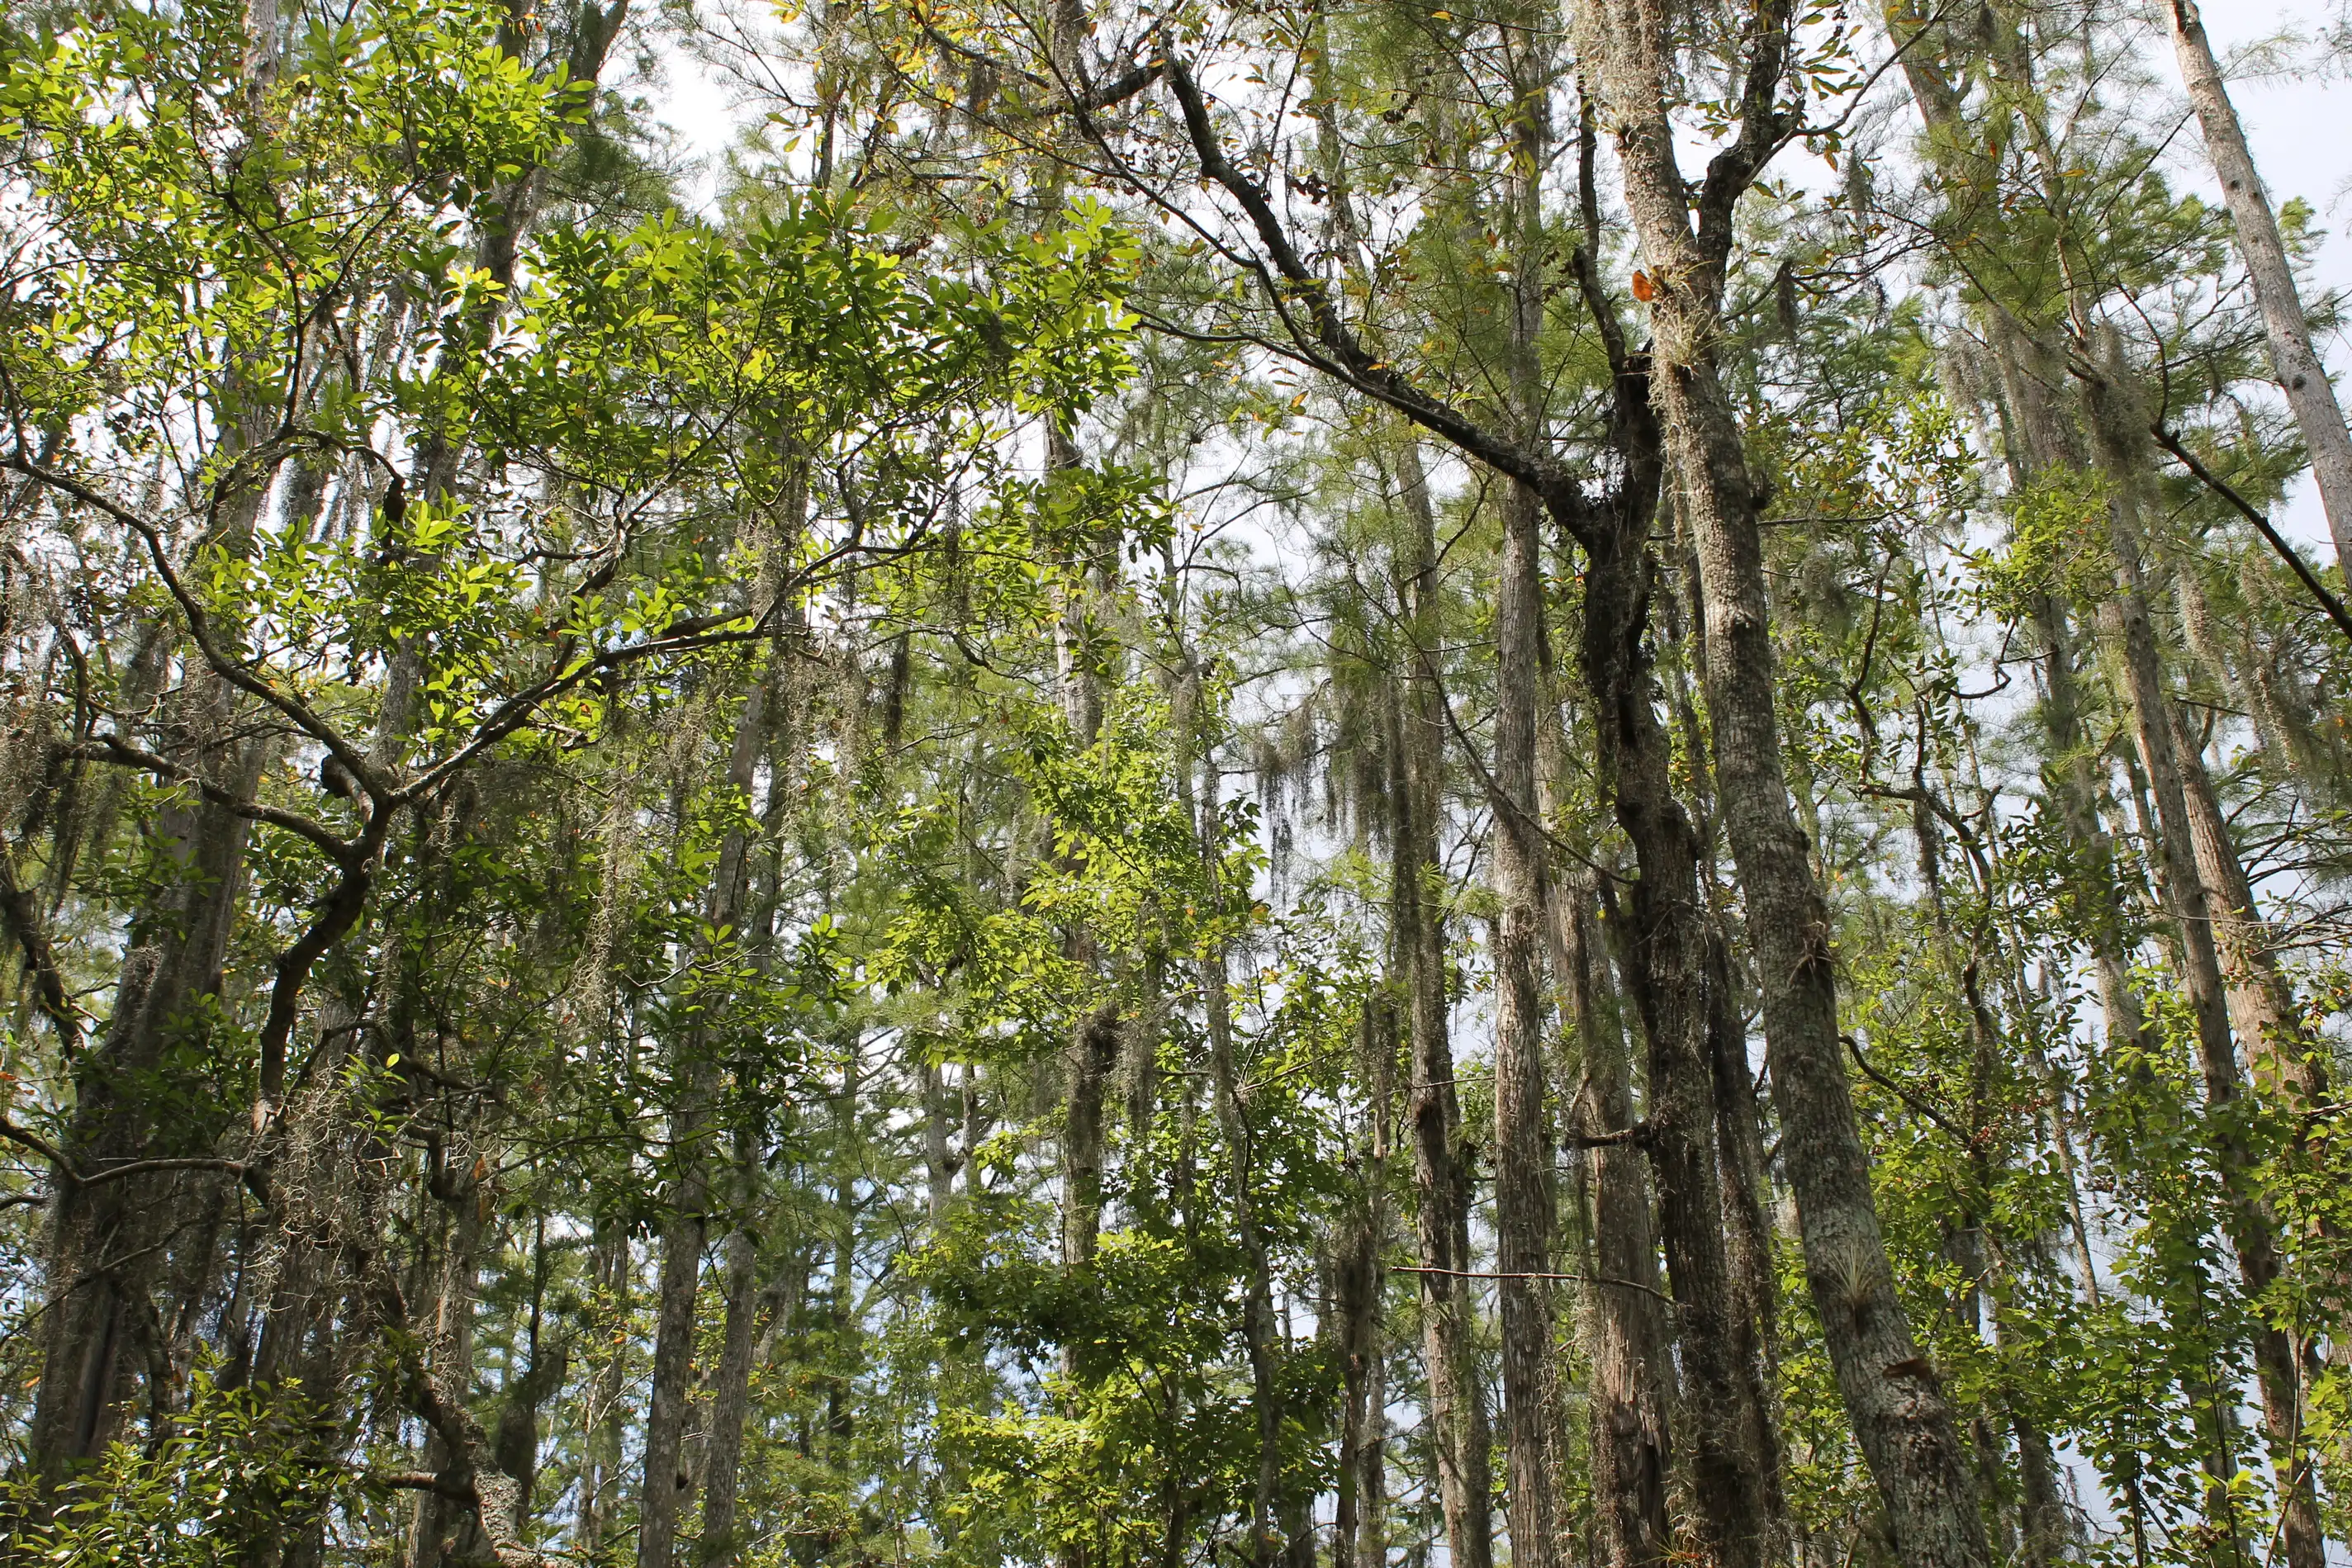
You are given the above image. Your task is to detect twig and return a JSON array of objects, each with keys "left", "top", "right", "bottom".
[{"left": 1393, "top": 1262, "right": 1675, "bottom": 1306}]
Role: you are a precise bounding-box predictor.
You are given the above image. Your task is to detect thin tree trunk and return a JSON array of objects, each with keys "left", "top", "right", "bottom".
[
  {"left": 1392, "top": 436, "right": 1496, "bottom": 1568},
  {"left": 1560, "top": 875, "right": 1672, "bottom": 1568},
  {"left": 2168, "top": 702, "right": 2324, "bottom": 1106},
  {"left": 491, "top": 1217, "right": 569, "bottom": 1540},
  {"left": 1491, "top": 32, "right": 1565, "bottom": 1566},
  {"left": 1194, "top": 736, "right": 1284, "bottom": 1566},
  {"left": 924, "top": 1059, "right": 958, "bottom": 1221},
  {"left": 408, "top": 1158, "right": 491, "bottom": 1568},
  {"left": 578, "top": 1211, "right": 633, "bottom": 1557},
  {"left": 2164, "top": 0, "right": 2352, "bottom": 576},
  {"left": 1063, "top": 1004, "right": 1118, "bottom": 1268},
  {"left": 639, "top": 671, "right": 772, "bottom": 1568},
  {"left": 2081, "top": 347, "right": 2328, "bottom": 1568},
  {"left": 1335, "top": 986, "right": 1394, "bottom": 1568},
  {"left": 698, "top": 1134, "right": 765, "bottom": 1567},
  {"left": 1491, "top": 474, "right": 1561, "bottom": 1568}
]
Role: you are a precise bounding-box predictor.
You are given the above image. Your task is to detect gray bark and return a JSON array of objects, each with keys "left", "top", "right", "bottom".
[
  {"left": 924, "top": 1059, "right": 958, "bottom": 1221},
  {"left": 2165, "top": 0, "right": 2352, "bottom": 576},
  {"left": 697, "top": 1168, "right": 763, "bottom": 1567},
  {"left": 31, "top": 699, "right": 264, "bottom": 1473},
  {"left": 1491, "top": 35, "right": 1564, "bottom": 1568},
  {"left": 1579, "top": 4, "right": 1989, "bottom": 1560},
  {"left": 1560, "top": 877, "right": 1672, "bottom": 1568},
  {"left": 576, "top": 1214, "right": 633, "bottom": 1557},
  {"left": 1335, "top": 976, "right": 1393, "bottom": 1568},
  {"left": 638, "top": 672, "right": 771, "bottom": 1568},
  {"left": 1192, "top": 732, "right": 1285, "bottom": 1567},
  {"left": 1392, "top": 437, "right": 1496, "bottom": 1568},
  {"left": 491, "top": 1220, "right": 569, "bottom": 1540},
  {"left": 407, "top": 1155, "right": 492, "bottom": 1568},
  {"left": 2169, "top": 701, "right": 2324, "bottom": 1106}
]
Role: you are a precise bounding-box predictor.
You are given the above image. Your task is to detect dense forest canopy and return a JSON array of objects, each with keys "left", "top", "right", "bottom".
[{"left": 2, "top": 0, "right": 2351, "bottom": 1564}]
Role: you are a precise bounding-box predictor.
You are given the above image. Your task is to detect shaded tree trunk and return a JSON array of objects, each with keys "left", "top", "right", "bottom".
[
  {"left": 1578, "top": 5, "right": 1989, "bottom": 1560},
  {"left": 638, "top": 671, "right": 772, "bottom": 1568},
  {"left": 698, "top": 1149, "right": 765, "bottom": 1567},
  {"left": 407, "top": 1155, "right": 491, "bottom": 1568},
  {"left": 1392, "top": 436, "right": 1496, "bottom": 1568},
  {"left": 2081, "top": 346, "right": 2328, "bottom": 1568},
  {"left": 1335, "top": 984, "right": 1394, "bottom": 1568},
  {"left": 491, "top": 1217, "right": 569, "bottom": 1540},
  {"left": 31, "top": 708, "right": 264, "bottom": 1475},
  {"left": 1560, "top": 874, "right": 1672, "bottom": 1568}
]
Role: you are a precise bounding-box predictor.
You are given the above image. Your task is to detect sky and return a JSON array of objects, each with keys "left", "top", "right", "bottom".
[{"left": 642, "top": 2, "right": 2352, "bottom": 547}]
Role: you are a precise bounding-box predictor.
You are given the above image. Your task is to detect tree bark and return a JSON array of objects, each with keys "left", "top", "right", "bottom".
[
  {"left": 1558, "top": 238, "right": 1776, "bottom": 1568},
  {"left": 31, "top": 703, "right": 263, "bottom": 1475},
  {"left": 1063, "top": 1003, "right": 1119, "bottom": 1268},
  {"left": 408, "top": 1155, "right": 492, "bottom": 1568},
  {"left": 1559, "top": 875, "right": 1673, "bottom": 1568},
  {"left": 492, "top": 1219, "right": 569, "bottom": 1540},
  {"left": 924, "top": 1059, "right": 958, "bottom": 1221},
  {"left": 2168, "top": 701, "right": 2325, "bottom": 1106},
  {"left": 1490, "top": 32, "right": 1566, "bottom": 1568},
  {"left": 1192, "top": 732, "right": 1285, "bottom": 1567},
  {"left": 2081, "top": 348, "right": 2328, "bottom": 1568},
  {"left": 2164, "top": 0, "right": 2352, "bottom": 576},
  {"left": 1392, "top": 436, "right": 1496, "bottom": 1568},
  {"left": 698, "top": 1150, "right": 764, "bottom": 1567},
  {"left": 1335, "top": 982, "right": 1394, "bottom": 1568},
  {"left": 638, "top": 672, "right": 771, "bottom": 1568},
  {"left": 1578, "top": 5, "right": 1989, "bottom": 1561}
]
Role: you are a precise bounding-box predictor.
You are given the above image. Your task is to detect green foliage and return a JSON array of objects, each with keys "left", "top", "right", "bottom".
[{"left": 3, "top": 1374, "right": 352, "bottom": 1566}]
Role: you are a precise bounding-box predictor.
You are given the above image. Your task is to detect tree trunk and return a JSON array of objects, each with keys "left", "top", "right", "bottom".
[
  {"left": 1392, "top": 436, "right": 1496, "bottom": 1568},
  {"left": 639, "top": 671, "right": 772, "bottom": 1568},
  {"left": 578, "top": 1210, "right": 633, "bottom": 1557},
  {"left": 924, "top": 1059, "right": 958, "bottom": 1221},
  {"left": 1195, "top": 740, "right": 1285, "bottom": 1567},
  {"left": 2164, "top": 0, "right": 2352, "bottom": 576},
  {"left": 491, "top": 1218, "right": 569, "bottom": 1540},
  {"left": 407, "top": 1158, "right": 491, "bottom": 1568},
  {"left": 2168, "top": 701, "right": 2325, "bottom": 1106},
  {"left": 1566, "top": 355, "right": 1773, "bottom": 1568},
  {"left": 1490, "top": 32, "right": 1565, "bottom": 1566},
  {"left": 1493, "top": 474, "right": 1558, "bottom": 1568},
  {"left": 1579, "top": 6, "right": 1988, "bottom": 1560},
  {"left": 31, "top": 700, "right": 263, "bottom": 1475},
  {"left": 698, "top": 1153, "right": 764, "bottom": 1567},
  {"left": 1062, "top": 1004, "right": 1119, "bottom": 1268},
  {"left": 2080, "top": 346, "right": 2328, "bottom": 1568},
  {"left": 1335, "top": 986, "right": 1394, "bottom": 1568},
  {"left": 1559, "top": 874, "right": 1673, "bottom": 1568}
]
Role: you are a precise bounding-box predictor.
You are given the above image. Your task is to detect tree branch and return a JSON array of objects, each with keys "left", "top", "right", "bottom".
[
  {"left": 2149, "top": 423, "right": 2352, "bottom": 648},
  {"left": 368, "top": 1263, "right": 551, "bottom": 1568},
  {"left": 71, "top": 736, "right": 357, "bottom": 865},
  {"left": 4, "top": 452, "right": 394, "bottom": 802},
  {"left": 1160, "top": 52, "right": 1599, "bottom": 540}
]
